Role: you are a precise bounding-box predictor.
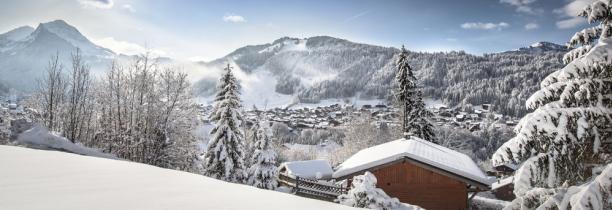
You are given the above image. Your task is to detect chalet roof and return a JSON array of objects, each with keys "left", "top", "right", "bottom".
[
  {"left": 279, "top": 160, "right": 333, "bottom": 180},
  {"left": 332, "top": 137, "right": 491, "bottom": 188}
]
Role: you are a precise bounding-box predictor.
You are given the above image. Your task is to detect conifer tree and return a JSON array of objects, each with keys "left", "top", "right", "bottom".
[
  {"left": 204, "top": 64, "right": 247, "bottom": 183},
  {"left": 493, "top": 1, "right": 612, "bottom": 208},
  {"left": 394, "top": 46, "right": 436, "bottom": 143},
  {"left": 247, "top": 119, "right": 279, "bottom": 190}
]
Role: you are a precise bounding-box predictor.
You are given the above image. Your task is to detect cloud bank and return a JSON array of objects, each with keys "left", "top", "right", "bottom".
[{"left": 461, "top": 22, "right": 510, "bottom": 30}]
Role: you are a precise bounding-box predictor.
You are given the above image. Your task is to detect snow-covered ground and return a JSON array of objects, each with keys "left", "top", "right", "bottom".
[{"left": 0, "top": 145, "right": 356, "bottom": 210}]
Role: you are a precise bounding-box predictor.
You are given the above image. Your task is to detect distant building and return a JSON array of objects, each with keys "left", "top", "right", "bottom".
[
  {"left": 456, "top": 114, "right": 465, "bottom": 122},
  {"left": 482, "top": 104, "right": 492, "bottom": 110},
  {"left": 493, "top": 163, "right": 517, "bottom": 177},
  {"left": 491, "top": 176, "right": 515, "bottom": 201}
]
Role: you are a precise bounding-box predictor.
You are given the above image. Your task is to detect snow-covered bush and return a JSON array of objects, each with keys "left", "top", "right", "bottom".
[{"left": 336, "top": 172, "right": 421, "bottom": 210}]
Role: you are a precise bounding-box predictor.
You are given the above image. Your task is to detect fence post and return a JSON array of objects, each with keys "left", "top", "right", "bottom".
[{"left": 295, "top": 176, "right": 299, "bottom": 194}]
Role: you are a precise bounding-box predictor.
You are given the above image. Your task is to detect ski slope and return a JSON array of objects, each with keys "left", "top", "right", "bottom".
[{"left": 0, "top": 145, "right": 355, "bottom": 210}]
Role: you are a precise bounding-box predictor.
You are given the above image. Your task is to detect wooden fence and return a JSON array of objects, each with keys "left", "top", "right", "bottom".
[{"left": 278, "top": 173, "right": 347, "bottom": 201}]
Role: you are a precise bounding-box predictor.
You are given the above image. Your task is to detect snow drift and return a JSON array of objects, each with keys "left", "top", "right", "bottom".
[
  {"left": 16, "top": 125, "right": 115, "bottom": 159},
  {"left": 0, "top": 145, "right": 356, "bottom": 210}
]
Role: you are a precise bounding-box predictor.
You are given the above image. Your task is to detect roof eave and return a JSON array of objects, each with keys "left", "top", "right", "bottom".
[{"left": 333, "top": 157, "right": 491, "bottom": 190}]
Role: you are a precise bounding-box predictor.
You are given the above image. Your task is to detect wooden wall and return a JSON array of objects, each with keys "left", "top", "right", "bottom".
[{"left": 372, "top": 161, "right": 467, "bottom": 210}]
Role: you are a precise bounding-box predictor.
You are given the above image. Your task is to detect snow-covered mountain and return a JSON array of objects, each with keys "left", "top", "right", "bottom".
[
  {"left": 0, "top": 19, "right": 568, "bottom": 117},
  {"left": 512, "top": 41, "right": 568, "bottom": 53},
  {"left": 0, "top": 26, "right": 34, "bottom": 44},
  {"left": 195, "top": 37, "right": 568, "bottom": 117},
  {"left": 0, "top": 20, "right": 115, "bottom": 91}
]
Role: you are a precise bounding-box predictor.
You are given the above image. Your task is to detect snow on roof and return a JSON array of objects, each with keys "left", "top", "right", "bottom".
[
  {"left": 491, "top": 176, "right": 514, "bottom": 190},
  {"left": 280, "top": 160, "right": 333, "bottom": 180},
  {"left": 333, "top": 137, "right": 491, "bottom": 186},
  {"left": 0, "top": 145, "right": 354, "bottom": 210},
  {"left": 494, "top": 163, "right": 518, "bottom": 170}
]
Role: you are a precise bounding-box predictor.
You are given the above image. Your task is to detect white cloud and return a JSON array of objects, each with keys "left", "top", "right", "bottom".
[
  {"left": 122, "top": 4, "right": 135, "bottom": 13},
  {"left": 554, "top": 0, "right": 595, "bottom": 29},
  {"left": 188, "top": 56, "right": 210, "bottom": 63},
  {"left": 461, "top": 22, "right": 510, "bottom": 30},
  {"left": 78, "top": 0, "right": 114, "bottom": 9},
  {"left": 556, "top": 17, "right": 585, "bottom": 29},
  {"left": 524, "top": 22, "right": 539, "bottom": 30},
  {"left": 93, "top": 37, "right": 167, "bottom": 56},
  {"left": 500, "top": 0, "right": 540, "bottom": 14},
  {"left": 446, "top": 38, "right": 458, "bottom": 42},
  {"left": 223, "top": 14, "right": 246, "bottom": 23},
  {"left": 345, "top": 11, "right": 369, "bottom": 22}
]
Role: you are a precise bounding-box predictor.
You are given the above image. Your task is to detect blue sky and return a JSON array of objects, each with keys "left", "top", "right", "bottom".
[{"left": 0, "top": 0, "right": 596, "bottom": 61}]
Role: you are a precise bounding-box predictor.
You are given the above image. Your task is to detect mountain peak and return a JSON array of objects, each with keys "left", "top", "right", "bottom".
[
  {"left": 44, "top": 19, "right": 71, "bottom": 27},
  {"left": 28, "top": 19, "right": 113, "bottom": 56},
  {"left": 526, "top": 41, "right": 567, "bottom": 51},
  {"left": 0, "top": 26, "right": 35, "bottom": 41},
  {"left": 508, "top": 41, "right": 568, "bottom": 53},
  {"left": 38, "top": 20, "right": 87, "bottom": 42}
]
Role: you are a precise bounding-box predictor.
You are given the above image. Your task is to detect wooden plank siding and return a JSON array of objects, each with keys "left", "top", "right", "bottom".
[{"left": 372, "top": 161, "right": 468, "bottom": 210}]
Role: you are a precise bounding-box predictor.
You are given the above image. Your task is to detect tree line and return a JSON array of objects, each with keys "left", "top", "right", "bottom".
[{"left": 32, "top": 50, "right": 201, "bottom": 172}]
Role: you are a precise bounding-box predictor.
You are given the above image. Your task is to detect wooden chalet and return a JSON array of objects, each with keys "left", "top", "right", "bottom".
[
  {"left": 491, "top": 176, "right": 515, "bottom": 201},
  {"left": 333, "top": 137, "right": 491, "bottom": 210}
]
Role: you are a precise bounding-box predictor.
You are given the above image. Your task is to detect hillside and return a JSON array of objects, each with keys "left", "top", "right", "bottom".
[
  {"left": 0, "top": 145, "right": 355, "bottom": 210},
  {"left": 196, "top": 37, "right": 567, "bottom": 117}
]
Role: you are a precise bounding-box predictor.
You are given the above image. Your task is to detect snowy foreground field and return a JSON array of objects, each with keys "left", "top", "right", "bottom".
[{"left": 0, "top": 145, "right": 355, "bottom": 210}]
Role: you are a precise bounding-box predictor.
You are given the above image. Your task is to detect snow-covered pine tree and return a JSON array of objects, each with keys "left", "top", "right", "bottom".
[
  {"left": 247, "top": 119, "right": 279, "bottom": 190},
  {"left": 492, "top": 1, "right": 612, "bottom": 208},
  {"left": 394, "top": 46, "right": 437, "bottom": 143},
  {"left": 406, "top": 92, "right": 436, "bottom": 142},
  {"left": 204, "top": 64, "right": 247, "bottom": 183}
]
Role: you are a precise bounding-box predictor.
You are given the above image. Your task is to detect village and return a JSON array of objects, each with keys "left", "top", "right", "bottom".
[
  {"left": 196, "top": 100, "right": 519, "bottom": 133},
  {"left": 0, "top": 95, "right": 34, "bottom": 144}
]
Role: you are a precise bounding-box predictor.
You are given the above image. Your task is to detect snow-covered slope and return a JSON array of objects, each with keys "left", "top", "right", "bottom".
[
  {"left": 0, "top": 26, "right": 34, "bottom": 43},
  {"left": 0, "top": 145, "right": 355, "bottom": 210}
]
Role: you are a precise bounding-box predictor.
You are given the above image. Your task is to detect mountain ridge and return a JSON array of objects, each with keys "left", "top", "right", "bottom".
[
  {"left": 196, "top": 36, "right": 568, "bottom": 117},
  {"left": 0, "top": 20, "right": 568, "bottom": 117}
]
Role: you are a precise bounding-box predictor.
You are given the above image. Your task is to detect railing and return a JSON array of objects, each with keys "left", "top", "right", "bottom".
[{"left": 278, "top": 173, "right": 348, "bottom": 201}]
